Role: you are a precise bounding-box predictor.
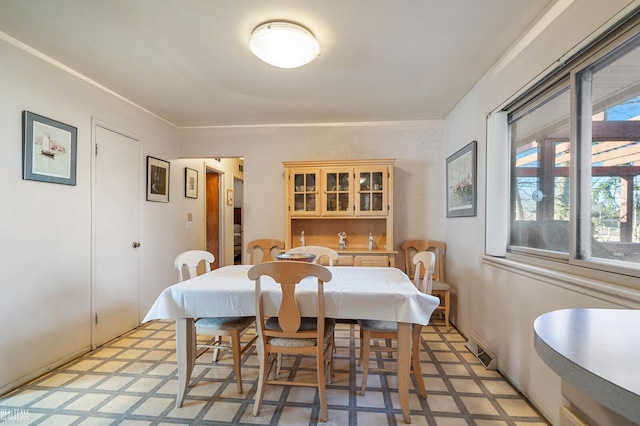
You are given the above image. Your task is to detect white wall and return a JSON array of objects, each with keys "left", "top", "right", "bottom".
[
  {"left": 178, "top": 121, "right": 446, "bottom": 263},
  {"left": 0, "top": 37, "right": 205, "bottom": 393},
  {"left": 444, "top": 0, "right": 640, "bottom": 423}
]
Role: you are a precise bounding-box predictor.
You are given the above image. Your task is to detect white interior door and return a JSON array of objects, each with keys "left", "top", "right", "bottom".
[{"left": 93, "top": 124, "right": 140, "bottom": 347}]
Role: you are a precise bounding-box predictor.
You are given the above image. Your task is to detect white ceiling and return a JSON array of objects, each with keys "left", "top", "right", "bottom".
[{"left": 0, "top": 0, "right": 553, "bottom": 127}]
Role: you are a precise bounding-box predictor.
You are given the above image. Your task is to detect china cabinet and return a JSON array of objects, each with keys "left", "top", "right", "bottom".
[{"left": 284, "top": 159, "right": 396, "bottom": 267}]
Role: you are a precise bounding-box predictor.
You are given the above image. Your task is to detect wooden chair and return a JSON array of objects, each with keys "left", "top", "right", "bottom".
[
  {"left": 401, "top": 240, "right": 451, "bottom": 331},
  {"left": 248, "top": 261, "right": 335, "bottom": 422},
  {"left": 174, "top": 250, "right": 257, "bottom": 394},
  {"left": 357, "top": 251, "right": 436, "bottom": 398},
  {"left": 285, "top": 245, "right": 339, "bottom": 266},
  {"left": 247, "top": 239, "right": 285, "bottom": 264}
]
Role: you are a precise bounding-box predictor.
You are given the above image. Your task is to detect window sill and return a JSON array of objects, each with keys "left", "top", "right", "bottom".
[{"left": 482, "top": 254, "right": 640, "bottom": 308}]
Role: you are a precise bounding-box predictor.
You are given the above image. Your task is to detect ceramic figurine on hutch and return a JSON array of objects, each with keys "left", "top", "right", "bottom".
[
  {"left": 300, "top": 231, "right": 305, "bottom": 246},
  {"left": 338, "top": 231, "right": 347, "bottom": 250},
  {"left": 368, "top": 232, "right": 374, "bottom": 250}
]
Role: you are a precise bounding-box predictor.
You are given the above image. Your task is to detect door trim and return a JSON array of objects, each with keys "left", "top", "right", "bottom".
[
  {"left": 204, "top": 163, "right": 227, "bottom": 267},
  {"left": 90, "top": 117, "right": 142, "bottom": 349}
]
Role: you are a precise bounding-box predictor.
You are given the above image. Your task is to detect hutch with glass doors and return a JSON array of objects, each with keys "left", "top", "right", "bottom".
[{"left": 283, "top": 159, "right": 396, "bottom": 267}]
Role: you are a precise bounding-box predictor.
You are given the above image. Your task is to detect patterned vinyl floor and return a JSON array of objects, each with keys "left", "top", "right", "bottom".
[{"left": 0, "top": 319, "right": 549, "bottom": 425}]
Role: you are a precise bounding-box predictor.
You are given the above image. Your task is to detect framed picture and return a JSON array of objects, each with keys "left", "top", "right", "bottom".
[
  {"left": 226, "top": 189, "right": 234, "bottom": 206},
  {"left": 446, "top": 140, "right": 477, "bottom": 217},
  {"left": 185, "top": 167, "right": 198, "bottom": 199},
  {"left": 22, "top": 111, "right": 77, "bottom": 185},
  {"left": 146, "top": 156, "right": 170, "bottom": 202}
]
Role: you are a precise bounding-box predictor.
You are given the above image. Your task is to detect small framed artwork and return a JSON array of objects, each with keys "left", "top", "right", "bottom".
[
  {"left": 446, "top": 140, "right": 477, "bottom": 217},
  {"left": 146, "top": 156, "right": 170, "bottom": 202},
  {"left": 22, "top": 111, "right": 77, "bottom": 185},
  {"left": 185, "top": 167, "right": 198, "bottom": 199},
  {"left": 226, "top": 189, "right": 234, "bottom": 206}
]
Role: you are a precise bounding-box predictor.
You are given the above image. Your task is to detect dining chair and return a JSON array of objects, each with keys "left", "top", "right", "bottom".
[
  {"left": 285, "top": 245, "right": 339, "bottom": 266},
  {"left": 248, "top": 261, "right": 335, "bottom": 422},
  {"left": 401, "top": 239, "right": 451, "bottom": 331},
  {"left": 247, "top": 239, "right": 285, "bottom": 264},
  {"left": 357, "top": 251, "right": 436, "bottom": 398},
  {"left": 174, "top": 250, "right": 257, "bottom": 394}
]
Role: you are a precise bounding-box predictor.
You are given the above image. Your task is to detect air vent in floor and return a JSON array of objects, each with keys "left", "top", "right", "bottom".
[{"left": 465, "top": 336, "right": 498, "bottom": 370}]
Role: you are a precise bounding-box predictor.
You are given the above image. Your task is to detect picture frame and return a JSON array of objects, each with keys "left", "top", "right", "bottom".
[
  {"left": 22, "top": 111, "right": 77, "bottom": 185},
  {"left": 184, "top": 167, "right": 198, "bottom": 199},
  {"left": 226, "top": 189, "right": 234, "bottom": 206},
  {"left": 446, "top": 140, "right": 477, "bottom": 217},
  {"left": 146, "top": 156, "right": 170, "bottom": 202}
]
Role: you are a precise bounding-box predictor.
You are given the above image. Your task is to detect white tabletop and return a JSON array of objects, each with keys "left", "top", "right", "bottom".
[
  {"left": 534, "top": 308, "right": 640, "bottom": 424},
  {"left": 144, "top": 265, "right": 440, "bottom": 325}
]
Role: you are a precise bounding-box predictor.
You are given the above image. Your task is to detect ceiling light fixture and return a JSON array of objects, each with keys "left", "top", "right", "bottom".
[{"left": 249, "top": 21, "right": 321, "bottom": 69}]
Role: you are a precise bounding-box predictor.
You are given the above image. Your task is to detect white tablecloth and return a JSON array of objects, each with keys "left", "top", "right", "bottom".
[{"left": 144, "top": 265, "right": 439, "bottom": 325}]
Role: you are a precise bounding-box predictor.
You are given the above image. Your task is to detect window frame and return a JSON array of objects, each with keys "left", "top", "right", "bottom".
[{"left": 501, "top": 11, "right": 640, "bottom": 284}]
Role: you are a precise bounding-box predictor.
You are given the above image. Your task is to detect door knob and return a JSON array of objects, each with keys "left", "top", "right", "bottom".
[{"left": 132, "top": 242, "right": 141, "bottom": 248}]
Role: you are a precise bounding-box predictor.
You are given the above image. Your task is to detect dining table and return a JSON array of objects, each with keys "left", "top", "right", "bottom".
[{"left": 143, "top": 264, "right": 440, "bottom": 424}]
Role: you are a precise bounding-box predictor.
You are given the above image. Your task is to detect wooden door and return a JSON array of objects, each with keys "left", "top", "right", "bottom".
[
  {"left": 94, "top": 124, "right": 140, "bottom": 347},
  {"left": 206, "top": 171, "right": 220, "bottom": 269}
]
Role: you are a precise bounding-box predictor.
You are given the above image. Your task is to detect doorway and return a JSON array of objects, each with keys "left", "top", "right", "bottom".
[
  {"left": 92, "top": 122, "right": 141, "bottom": 348},
  {"left": 206, "top": 169, "right": 221, "bottom": 269}
]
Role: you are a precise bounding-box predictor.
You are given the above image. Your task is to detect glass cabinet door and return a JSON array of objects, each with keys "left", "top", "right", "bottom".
[
  {"left": 291, "top": 170, "right": 319, "bottom": 215},
  {"left": 356, "top": 168, "right": 387, "bottom": 216},
  {"left": 322, "top": 169, "right": 352, "bottom": 215}
]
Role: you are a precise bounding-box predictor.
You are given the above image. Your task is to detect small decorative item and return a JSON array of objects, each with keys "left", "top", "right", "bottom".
[
  {"left": 146, "top": 156, "right": 170, "bottom": 202},
  {"left": 300, "top": 231, "right": 305, "bottom": 246},
  {"left": 368, "top": 232, "right": 374, "bottom": 250},
  {"left": 226, "top": 189, "right": 234, "bottom": 206},
  {"left": 184, "top": 167, "right": 198, "bottom": 199},
  {"left": 446, "top": 140, "right": 477, "bottom": 217},
  {"left": 338, "top": 231, "right": 347, "bottom": 250},
  {"left": 22, "top": 111, "right": 77, "bottom": 185}
]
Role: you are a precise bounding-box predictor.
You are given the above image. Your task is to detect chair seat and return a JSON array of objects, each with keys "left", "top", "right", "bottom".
[
  {"left": 433, "top": 280, "right": 450, "bottom": 291},
  {"left": 266, "top": 317, "right": 335, "bottom": 347},
  {"left": 195, "top": 316, "right": 255, "bottom": 331},
  {"left": 358, "top": 319, "right": 398, "bottom": 332}
]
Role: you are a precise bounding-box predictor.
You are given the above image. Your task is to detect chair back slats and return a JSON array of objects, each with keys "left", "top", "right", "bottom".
[
  {"left": 247, "top": 239, "right": 285, "bottom": 264},
  {"left": 285, "top": 246, "right": 339, "bottom": 266},
  {"left": 413, "top": 251, "right": 436, "bottom": 294},
  {"left": 248, "top": 261, "right": 332, "bottom": 339},
  {"left": 400, "top": 240, "right": 446, "bottom": 281},
  {"left": 174, "top": 250, "right": 214, "bottom": 282},
  {"left": 279, "top": 283, "right": 301, "bottom": 333}
]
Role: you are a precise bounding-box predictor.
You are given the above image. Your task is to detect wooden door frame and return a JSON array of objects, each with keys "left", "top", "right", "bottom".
[{"left": 205, "top": 164, "right": 226, "bottom": 267}]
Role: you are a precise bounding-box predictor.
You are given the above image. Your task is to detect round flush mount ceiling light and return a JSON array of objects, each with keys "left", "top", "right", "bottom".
[{"left": 249, "top": 21, "right": 321, "bottom": 69}]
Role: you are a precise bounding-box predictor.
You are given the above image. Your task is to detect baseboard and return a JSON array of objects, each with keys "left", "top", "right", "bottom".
[{"left": 0, "top": 346, "right": 91, "bottom": 397}]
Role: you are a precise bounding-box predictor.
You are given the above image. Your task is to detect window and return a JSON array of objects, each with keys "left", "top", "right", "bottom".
[{"left": 506, "top": 15, "right": 640, "bottom": 274}]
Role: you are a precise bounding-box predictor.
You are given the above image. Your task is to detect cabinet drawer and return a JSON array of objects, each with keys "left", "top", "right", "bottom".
[
  {"left": 354, "top": 255, "right": 390, "bottom": 267},
  {"left": 335, "top": 255, "right": 354, "bottom": 266}
]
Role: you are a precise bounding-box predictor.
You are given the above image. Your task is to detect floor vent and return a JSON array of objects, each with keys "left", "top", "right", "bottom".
[{"left": 465, "top": 336, "right": 498, "bottom": 370}]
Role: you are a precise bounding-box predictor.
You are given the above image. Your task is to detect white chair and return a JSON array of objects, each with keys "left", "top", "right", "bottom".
[
  {"left": 401, "top": 240, "right": 451, "bottom": 331},
  {"left": 248, "top": 261, "right": 335, "bottom": 422},
  {"left": 358, "top": 251, "right": 436, "bottom": 398},
  {"left": 174, "top": 250, "right": 257, "bottom": 394},
  {"left": 285, "top": 245, "right": 339, "bottom": 266}
]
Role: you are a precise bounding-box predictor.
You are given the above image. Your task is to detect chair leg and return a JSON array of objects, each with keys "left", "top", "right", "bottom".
[
  {"left": 411, "top": 325, "right": 426, "bottom": 399},
  {"left": 359, "top": 330, "right": 371, "bottom": 396},
  {"left": 444, "top": 291, "right": 451, "bottom": 332},
  {"left": 231, "top": 332, "right": 243, "bottom": 394},
  {"left": 212, "top": 335, "right": 222, "bottom": 362},
  {"left": 385, "top": 338, "right": 393, "bottom": 358},
  {"left": 276, "top": 353, "right": 282, "bottom": 378},
  {"left": 357, "top": 328, "right": 363, "bottom": 366},
  {"left": 253, "top": 342, "right": 268, "bottom": 417},
  {"left": 317, "top": 347, "right": 328, "bottom": 422}
]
